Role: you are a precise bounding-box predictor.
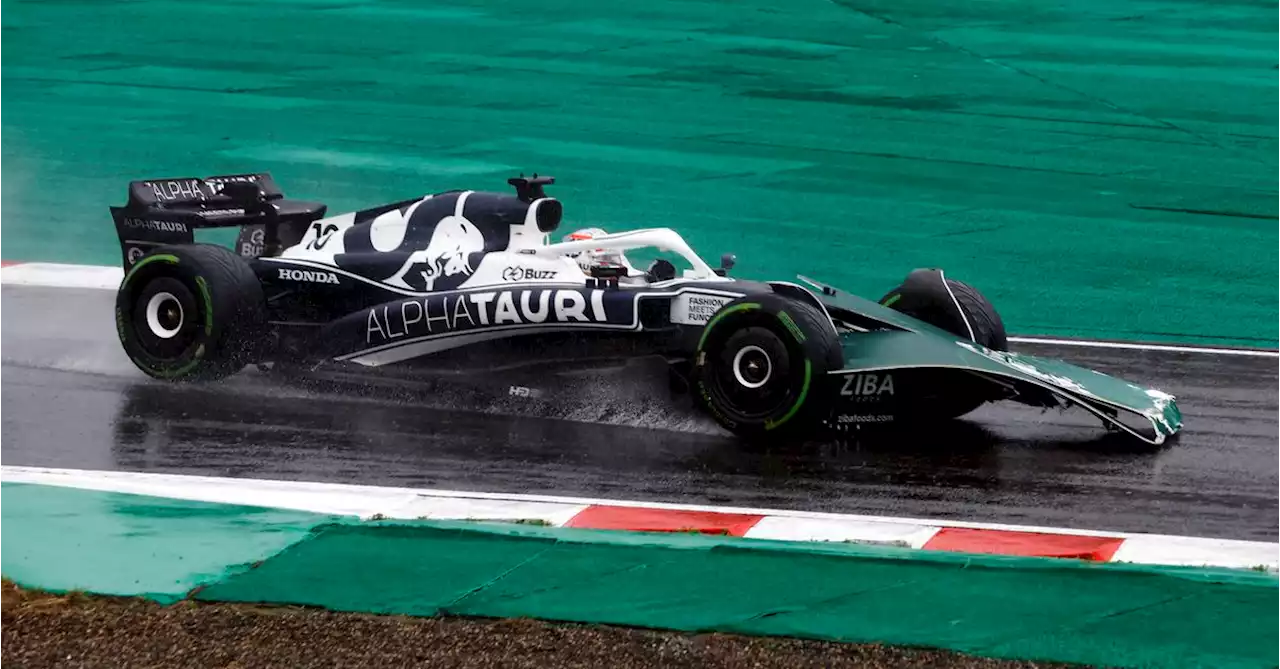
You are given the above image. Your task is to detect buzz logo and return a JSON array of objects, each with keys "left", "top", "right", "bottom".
[
  {"left": 840, "top": 373, "right": 895, "bottom": 397},
  {"left": 502, "top": 266, "right": 557, "bottom": 281},
  {"left": 240, "top": 227, "right": 266, "bottom": 257},
  {"left": 278, "top": 268, "right": 340, "bottom": 284}
]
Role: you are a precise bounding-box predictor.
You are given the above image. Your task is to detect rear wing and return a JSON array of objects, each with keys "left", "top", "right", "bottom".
[{"left": 108, "top": 172, "right": 326, "bottom": 270}]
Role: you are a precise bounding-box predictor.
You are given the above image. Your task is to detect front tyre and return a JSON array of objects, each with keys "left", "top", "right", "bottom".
[
  {"left": 115, "top": 243, "right": 265, "bottom": 381},
  {"left": 878, "top": 269, "right": 1008, "bottom": 419},
  {"left": 879, "top": 269, "right": 1007, "bottom": 352},
  {"left": 693, "top": 294, "right": 842, "bottom": 439}
]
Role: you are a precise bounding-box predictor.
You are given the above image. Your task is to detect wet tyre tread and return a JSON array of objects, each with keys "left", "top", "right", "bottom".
[{"left": 118, "top": 243, "right": 264, "bottom": 381}]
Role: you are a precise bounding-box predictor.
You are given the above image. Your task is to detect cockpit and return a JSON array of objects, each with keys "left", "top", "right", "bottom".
[{"left": 560, "top": 227, "right": 694, "bottom": 285}]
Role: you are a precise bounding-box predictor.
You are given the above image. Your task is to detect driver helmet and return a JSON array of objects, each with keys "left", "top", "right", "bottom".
[{"left": 563, "top": 227, "right": 631, "bottom": 271}]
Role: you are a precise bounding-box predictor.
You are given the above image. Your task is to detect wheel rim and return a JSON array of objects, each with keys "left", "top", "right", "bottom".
[
  {"left": 731, "top": 345, "right": 772, "bottom": 389},
  {"left": 129, "top": 277, "right": 201, "bottom": 362},
  {"left": 708, "top": 327, "right": 795, "bottom": 420},
  {"left": 144, "top": 291, "right": 185, "bottom": 339}
]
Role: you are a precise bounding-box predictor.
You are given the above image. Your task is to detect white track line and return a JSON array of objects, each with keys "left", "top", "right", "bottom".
[{"left": 1009, "top": 336, "right": 1279, "bottom": 358}]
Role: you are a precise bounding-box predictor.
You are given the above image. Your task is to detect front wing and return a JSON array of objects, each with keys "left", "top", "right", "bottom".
[
  {"left": 801, "top": 278, "right": 1182, "bottom": 445},
  {"left": 835, "top": 329, "right": 1182, "bottom": 445}
]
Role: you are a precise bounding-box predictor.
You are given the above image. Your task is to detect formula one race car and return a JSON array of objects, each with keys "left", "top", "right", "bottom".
[{"left": 108, "top": 173, "right": 1182, "bottom": 445}]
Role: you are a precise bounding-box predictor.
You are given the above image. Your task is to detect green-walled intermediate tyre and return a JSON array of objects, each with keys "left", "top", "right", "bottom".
[
  {"left": 115, "top": 243, "right": 265, "bottom": 381},
  {"left": 692, "top": 294, "right": 843, "bottom": 439}
]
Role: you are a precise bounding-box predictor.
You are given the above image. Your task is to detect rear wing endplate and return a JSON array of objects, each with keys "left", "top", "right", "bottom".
[{"left": 108, "top": 172, "right": 325, "bottom": 270}]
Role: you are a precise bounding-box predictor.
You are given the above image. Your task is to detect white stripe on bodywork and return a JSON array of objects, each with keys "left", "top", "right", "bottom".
[
  {"left": 939, "top": 269, "right": 976, "bottom": 342},
  {"left": 341, "top": 325, "right": 629, "bottom": 366}
]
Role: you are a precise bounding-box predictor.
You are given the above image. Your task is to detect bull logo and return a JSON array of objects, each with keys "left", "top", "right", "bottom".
[
  {"left": 394, "top": 215, "right": 486, "bottom": 291},
  {"left": 307, "top": 221, "right": 341, "bottom": 250}
]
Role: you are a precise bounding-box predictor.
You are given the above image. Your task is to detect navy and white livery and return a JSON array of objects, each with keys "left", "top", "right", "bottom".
[{"left": 109, "top": 173, "right": 1183, "bottom": 445}]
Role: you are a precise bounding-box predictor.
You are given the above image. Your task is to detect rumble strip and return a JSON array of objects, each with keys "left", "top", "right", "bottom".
[{"left": 4, "top": 466, "right": 1275, "bottom": 572}]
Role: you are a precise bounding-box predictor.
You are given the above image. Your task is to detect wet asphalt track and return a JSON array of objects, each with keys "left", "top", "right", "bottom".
[{"left": 2, "top": 285, "right": 1276, "bottom": 541}]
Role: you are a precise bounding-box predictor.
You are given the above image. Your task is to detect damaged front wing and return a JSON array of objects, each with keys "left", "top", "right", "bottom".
[
  {"left": 833, "top": 329, "right": 1182, "bottom": 445},
  {"left": 801, "top": 278, "right": 1182, "bottom": 445}
]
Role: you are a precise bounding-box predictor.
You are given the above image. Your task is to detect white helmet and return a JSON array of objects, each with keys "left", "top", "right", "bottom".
[{"left": 563, "top": 227, "right": 630, "bottom": 271}]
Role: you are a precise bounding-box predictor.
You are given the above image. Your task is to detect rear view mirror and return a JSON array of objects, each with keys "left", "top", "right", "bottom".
[{"left": 715, "top": 253, "right": 737, "bottom": 276}]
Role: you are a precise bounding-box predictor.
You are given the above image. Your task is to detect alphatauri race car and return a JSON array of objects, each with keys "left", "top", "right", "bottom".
[{"left": 109, "top": 173, "right": 1182, "bottom": 445}]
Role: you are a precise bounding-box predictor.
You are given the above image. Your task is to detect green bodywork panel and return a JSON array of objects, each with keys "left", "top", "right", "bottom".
[{"left": 805, "top": 278, "right": 1182, "bottom": 445}]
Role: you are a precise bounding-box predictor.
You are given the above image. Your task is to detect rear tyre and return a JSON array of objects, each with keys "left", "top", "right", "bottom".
[
  {"left": 693, "top": 294, "right": 842, "bottom": 439},
  {"left": 115, "top": 244, "right": 265, "bottom": 381},
  {"left": 878, "top": 269, "right": 1008, "bottom": 419}
]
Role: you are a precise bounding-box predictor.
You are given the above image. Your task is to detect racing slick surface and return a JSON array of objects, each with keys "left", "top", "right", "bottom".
[{"left": 2, "top": 285, "right": 1277, "bottom": 542}]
